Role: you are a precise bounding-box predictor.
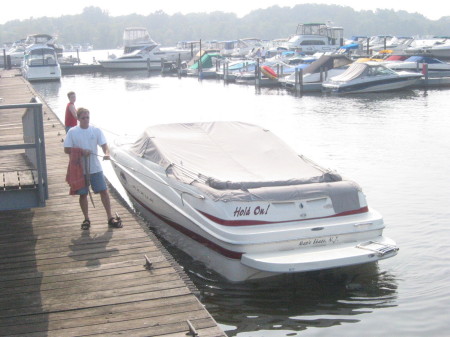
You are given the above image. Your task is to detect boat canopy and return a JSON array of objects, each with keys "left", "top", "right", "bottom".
[
  {"left": 190, "top": 53, "right": 221, "bottom": 69},
  {"left": 404, "top": 56, "right": 445, "bottom": 64},
  {"left": 129, "top": 122, "right": 361, "bottom": 211},
  {"left": 384, "top": 55, "right": 409, "bottom": 61},
  {"left": 303, "top": 55, "right": 353, "bottom": 75},
  {"left": 339, "top": 43, "right": 359, "bottom": 50}
]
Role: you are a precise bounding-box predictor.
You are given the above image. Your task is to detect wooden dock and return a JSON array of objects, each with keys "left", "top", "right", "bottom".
[{"left": 0, "top": 69, "right": 226, "bottom": 337}]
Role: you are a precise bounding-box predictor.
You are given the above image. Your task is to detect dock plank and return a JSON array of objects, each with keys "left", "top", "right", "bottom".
[{"left": 0, "top": 69, "right": 225, "bottom": 336}]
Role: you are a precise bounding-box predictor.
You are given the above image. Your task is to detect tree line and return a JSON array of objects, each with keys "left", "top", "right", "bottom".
[{"left": 1, "top": 5, "right": 449, "bottom": 49}]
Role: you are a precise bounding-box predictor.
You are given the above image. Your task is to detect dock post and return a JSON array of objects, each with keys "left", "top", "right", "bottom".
[
  {"left": 422, "top": 63, "right": 429, "bottom": 88},
  {"left": 177, "top": 54, "right": 181, "bottom": 78},
  {"left": 224, "top": 62, "right": 229, "bottom": 82},
  {"left": 198, "top": 39, "right": 203, "bottom": 80},
  {"left": 2, "top": 49, "right": 5, "bottom": 70},
  {"left": 295, "top": 68, "right": 303, "bottom": 94},
  {"left": 366, "top": 37, "right": 370, "bottom": 56},
  {"left": 160, "top": 58, "right": 165, "bottom": 75},
  {"left": 255, "top": 58, "right": 260, "bottom": 87}
]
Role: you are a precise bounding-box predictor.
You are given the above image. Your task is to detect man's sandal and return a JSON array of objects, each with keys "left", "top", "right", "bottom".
[
  {"left": 81, "top": 219, "right": 91, "bottom": 230},
  {"left": 108, "top": 216, "right": 123, "bottom": 228}
]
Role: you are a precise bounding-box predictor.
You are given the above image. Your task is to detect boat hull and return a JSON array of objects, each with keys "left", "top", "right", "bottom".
[
  {"left": 98, "top": 59, "right": 161, "bottom": 70},
  {"left": 110, "top": 151, "right": 398, "bottom": 282},
  {"left": 323, "top": 76, "right": 420, "bottom": 93}
]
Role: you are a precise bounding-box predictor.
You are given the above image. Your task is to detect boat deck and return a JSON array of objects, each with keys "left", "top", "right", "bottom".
[{"left": 0, "top": 69, "right": 225, "bottom": 337}]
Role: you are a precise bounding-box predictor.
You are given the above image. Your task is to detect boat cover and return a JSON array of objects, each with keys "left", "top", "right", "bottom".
[
  {"left": 404, "top": 56, "right": 443, "bottom": 64},
  {"left": 129, "top": 122, "right": 361, "bottom": 211},
  {"left": 304, "top": 55, "right": 353, "bottom": 75},
  {"left": 329, "top": 62, "right": 369, "bottom": 82}
]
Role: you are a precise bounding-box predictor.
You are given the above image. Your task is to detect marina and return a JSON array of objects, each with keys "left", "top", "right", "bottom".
[
  {"left": 1, "top": 33, "right": 450, "bottom": 335},
  {"left": 0, "top": 69, "right": 226, "bottom": 337},
  {"left": 24, "top": 65, "right": 450, "bottom": 336}
]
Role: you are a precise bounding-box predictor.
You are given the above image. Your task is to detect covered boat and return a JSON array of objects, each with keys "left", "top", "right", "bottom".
[
  {"left": 281, "top": 54, "right": 353, "bottom": 88},
  {"left": 322, "top": 62, "right": 421, "bottom": 93},
  {"left": 110, "top": 121, "right": 398, "bottom": 282}
]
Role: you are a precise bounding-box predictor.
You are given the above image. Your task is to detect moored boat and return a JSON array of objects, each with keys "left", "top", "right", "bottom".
[
  {"left": 285, "top": 22, "right": 344, "bottom": 54},
  {"left": 110, "top": 121, "right": 398, "bottom": 282},
  {"left": 99, "top": 27, "right": 192, "bottom": 70},
  {"left": 21, "top": 44, "right": 61, "bottom": 81},
  {"left": 322, "top": 62, "right": 422, "bottom": 93},
  {"left": 385, "top": 55, "right": 450, "bottom": 77}
]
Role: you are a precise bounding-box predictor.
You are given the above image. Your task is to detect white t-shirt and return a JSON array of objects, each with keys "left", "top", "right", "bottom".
[{"left": 64, "top": 126, "right": 107, "bottom": 174}]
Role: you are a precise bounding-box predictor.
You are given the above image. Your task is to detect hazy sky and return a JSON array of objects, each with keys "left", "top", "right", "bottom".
[{"left": 1, "top": 0, "right": 448, "bottom": 24}]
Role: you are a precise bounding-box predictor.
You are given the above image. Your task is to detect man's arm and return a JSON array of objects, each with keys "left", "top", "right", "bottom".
[
  {"left": 69, "top": 104, "right": 77, "bottom": 119},
  {"left": 101, "top": 143, "right": 110, "bottom": 160}
]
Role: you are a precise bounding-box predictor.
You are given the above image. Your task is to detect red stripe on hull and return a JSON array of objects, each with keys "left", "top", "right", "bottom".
[
  {"left": 197, "top": 206, "right": 369, "bottom": 226},
  {"left": 126, "top": 188, "right": 243, "bottom": 259}
]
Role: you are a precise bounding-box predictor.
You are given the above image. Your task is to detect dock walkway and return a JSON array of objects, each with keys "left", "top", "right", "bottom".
[{"left": 0, "top": 70, "right": 226, "bottom": 337}]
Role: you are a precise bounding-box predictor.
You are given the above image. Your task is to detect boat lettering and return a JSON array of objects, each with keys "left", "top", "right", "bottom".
[
  {"left": 298, "top": 236, "right": 340, "bottom": 246},
  {"left": 233, "top": 205, "right": 270, "bottom": 217},
  {"left": 329, "top": 236, "right": 339, "bottom": 244}
]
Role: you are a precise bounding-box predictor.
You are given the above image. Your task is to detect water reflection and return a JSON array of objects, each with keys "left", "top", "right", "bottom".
[{"left": 155, "top": 233, "right": 398, "bottom": 337}]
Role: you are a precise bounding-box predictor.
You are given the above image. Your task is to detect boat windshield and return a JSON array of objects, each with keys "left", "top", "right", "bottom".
[
  {"left": 26, "top": 48, "right": 57, "bottom": 66},
  {"left": 368, "top": 65, "right": 397, "bottom": 76}
]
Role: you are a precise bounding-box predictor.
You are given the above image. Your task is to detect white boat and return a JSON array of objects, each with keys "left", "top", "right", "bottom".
[
  {"left": 21, "top": 45, "right": 61, "bottom": 81},
  {"left": 231, "top": 38, "right": 264, "bottom": 58},
  {"left": 385, "top": 55, "right": 450, "bottom": 77},
  {"left": 1, "top": 34, "right": 63, "bottom": 68},
  {"left": 285, "top": 22, "right": 344, "bottom": 54},
  {"left": 99, "top": 27, "right": 192, "bottom": 70},
  {"left": 424, "top": 40, "right": 450, "bottom": 59},
  {"left": 323, "top": 62, "right": 421, "bottom": 94},
  {"left": 403, "top": 36, "right": 449, "bottom": 57},
  {"left": 110, "top": 121, "right": 398, "bottom": 282}
]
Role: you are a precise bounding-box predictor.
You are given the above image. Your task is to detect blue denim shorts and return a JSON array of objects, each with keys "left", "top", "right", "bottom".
[{"left": 76, "top": 171, "right": 107, "bottom": 195}]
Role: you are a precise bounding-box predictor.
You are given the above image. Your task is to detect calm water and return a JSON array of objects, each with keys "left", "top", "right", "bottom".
[{"left": 33, "top": 51, "right": 450, "bottom": 336}]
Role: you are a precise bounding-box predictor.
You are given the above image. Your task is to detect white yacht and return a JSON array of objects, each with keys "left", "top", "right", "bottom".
[
  {"left": 21, "top": 45, "right": 61, "bottom": 81},
  {"left": 99, "top": 27, "right": 192, "bottom": 70},
  {"left": 285, "top": 23, "right": 344, "bottom": 54}
]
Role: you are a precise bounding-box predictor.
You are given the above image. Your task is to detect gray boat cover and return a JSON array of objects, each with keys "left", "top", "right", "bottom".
[
  {"left": 329, "top": 62, "right": 370, "bottom": 82},
  {"left": 303, "top": 54, "right": 353, "bottom": 75},
  {"left": 130, "top": 122, "right": 361, "bottom": 212}
]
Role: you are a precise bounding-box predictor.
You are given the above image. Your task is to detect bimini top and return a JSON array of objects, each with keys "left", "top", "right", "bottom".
[{"left": 130, "top": 121, "right": 341, "bottom": 190}]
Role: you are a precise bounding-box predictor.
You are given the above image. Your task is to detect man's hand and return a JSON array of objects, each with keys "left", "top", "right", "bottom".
[{"left": 103, "top": 155, "right": 110, "bottom": 161}]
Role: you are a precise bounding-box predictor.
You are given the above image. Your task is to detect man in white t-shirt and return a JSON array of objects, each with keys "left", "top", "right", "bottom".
[{"left": 64, "top": 107, "right": 122, "bottom": 230}]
